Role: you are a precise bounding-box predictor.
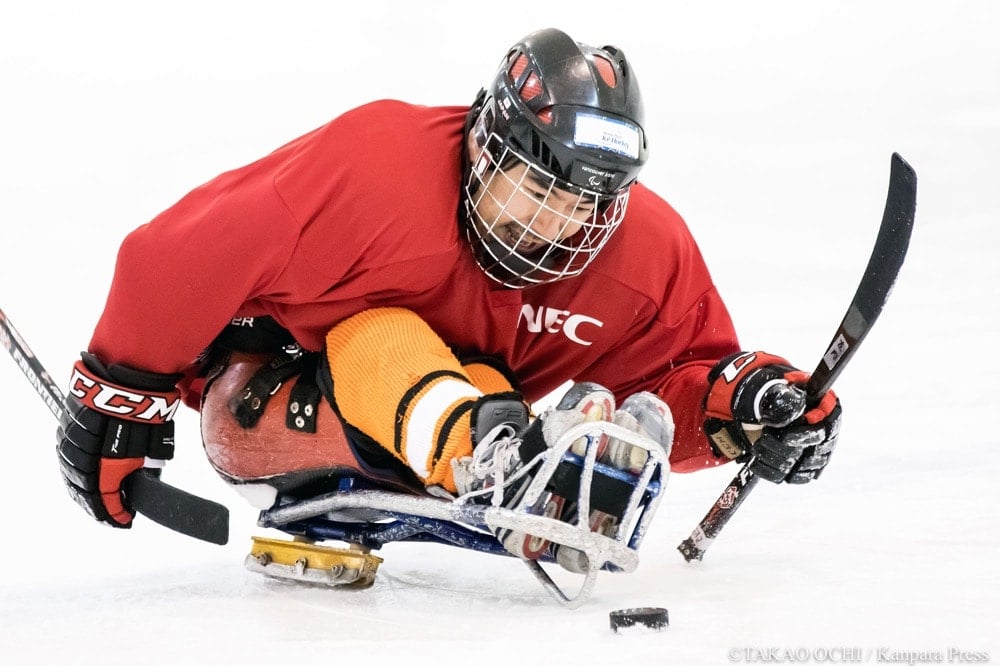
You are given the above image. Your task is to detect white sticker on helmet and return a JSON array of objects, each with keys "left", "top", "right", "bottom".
[{"left": 574, "top": 113, "right": 640, "bottom": 159}]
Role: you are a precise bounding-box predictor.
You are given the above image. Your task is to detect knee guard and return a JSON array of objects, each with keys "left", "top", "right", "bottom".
[{"left": 324, "top": 308, "right": 525, "bottom": 492}]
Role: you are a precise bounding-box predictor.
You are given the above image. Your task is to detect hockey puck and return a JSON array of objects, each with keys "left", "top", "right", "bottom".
[{"left": 609, "top": 607, "right": 669, "bottom": 633}]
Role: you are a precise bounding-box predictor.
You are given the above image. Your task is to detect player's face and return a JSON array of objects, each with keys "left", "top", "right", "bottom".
[
  {"left": 463, "top": 129, "right": 628, "bottom": 288},
  {"left": 469, "top": 161, "right": 597, "bottom": 255}
]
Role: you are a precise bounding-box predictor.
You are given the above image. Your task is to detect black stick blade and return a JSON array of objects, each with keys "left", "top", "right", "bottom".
[
  {"left": 807, "top": 152, "right": 917, "bottom": 397},
  {"left": 125, "top": 470, "right": 230, "bottom": 545}
]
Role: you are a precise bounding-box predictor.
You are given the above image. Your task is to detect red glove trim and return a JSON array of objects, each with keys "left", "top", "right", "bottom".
[
  {"left": 705, "top": 351, "right": 792, "bottom": 420},
  {"left": 99, "top": 457, "right": 145, "bottom": 525},
  {"left": 804, "top": 390, "right": 838, "bottom": 424},
  {"left": 68, "top": 360, "right": 180, "bottom": 424},
  {"left": 784, "top": 369, "right": 810, "bottom": 384}
]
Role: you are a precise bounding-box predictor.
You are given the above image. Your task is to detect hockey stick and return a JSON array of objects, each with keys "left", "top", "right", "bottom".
[
  {"left": 0, "top": 307, "right": 229, "bottom": 545},
  {"left": 677, "top": 152, "right": 917, "bottom": 562}
]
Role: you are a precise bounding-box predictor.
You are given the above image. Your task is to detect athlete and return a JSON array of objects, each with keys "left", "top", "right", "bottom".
[{"left": 56, "top": 28, "right": 841, "bottom": 562}]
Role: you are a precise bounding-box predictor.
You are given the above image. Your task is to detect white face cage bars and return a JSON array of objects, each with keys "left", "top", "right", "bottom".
[{"left": 463, "top": 133, "right": 630, "bottom": 289}]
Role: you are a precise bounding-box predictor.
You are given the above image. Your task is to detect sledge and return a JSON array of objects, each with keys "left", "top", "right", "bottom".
[{"left": 202, "top": 353, "right": 670, "bottom": 609}]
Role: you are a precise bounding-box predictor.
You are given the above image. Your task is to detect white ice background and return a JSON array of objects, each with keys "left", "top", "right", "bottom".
[{"left": 1, "top": 2, "right": 998, "bottom": 664}]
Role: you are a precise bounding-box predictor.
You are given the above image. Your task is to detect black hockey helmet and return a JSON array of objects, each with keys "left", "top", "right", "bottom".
[
  {"left": 472, "top": 28, "right": 647, "bottom": 195},
  {"left": 463, "top": 28, "right": 649, "bottom": 288}
]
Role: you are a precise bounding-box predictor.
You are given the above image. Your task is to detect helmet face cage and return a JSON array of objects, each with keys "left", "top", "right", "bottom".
[
  {"left": 464, "top": 133, "right": 629, "bottom": 289},
  {"left": 461, "top": 28, "right": 646, "bottom": 289}
]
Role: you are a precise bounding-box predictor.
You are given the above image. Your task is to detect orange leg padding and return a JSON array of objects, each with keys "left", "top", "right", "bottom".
[{"left": 325, "top": 308, "right": 514, "bottom": 492}]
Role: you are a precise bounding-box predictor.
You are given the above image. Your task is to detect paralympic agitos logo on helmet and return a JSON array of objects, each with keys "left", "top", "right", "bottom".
[{"left": 579, "top": 163, "right": 615, "bottom": 189}]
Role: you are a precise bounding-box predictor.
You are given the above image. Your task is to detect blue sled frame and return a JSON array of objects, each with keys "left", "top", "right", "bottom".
[{"left": 255, "top": 419, "right": 671, "bottom": 608}]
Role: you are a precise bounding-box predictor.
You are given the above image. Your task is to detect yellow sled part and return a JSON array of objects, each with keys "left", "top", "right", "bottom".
[{"left": 245, "top": 536, "right": 383, "bottom": 587}]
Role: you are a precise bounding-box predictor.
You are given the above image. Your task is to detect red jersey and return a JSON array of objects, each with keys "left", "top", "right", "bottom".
[{"left": 89, "top": 100, "right": 741, "bottom": 472}]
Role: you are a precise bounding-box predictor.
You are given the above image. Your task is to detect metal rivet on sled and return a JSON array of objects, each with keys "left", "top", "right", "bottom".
[
  {"left": 304, "top": 404, "right": 314, "bottom": 417},
  {"left": 251, "top": 397, "right": 261, "bottom": 410},
  {"left": 295, "top": 416, "right": 305, "bottom": 429},
  {"left": 289, "top": 401, "right": 300, "bottom": 414}
]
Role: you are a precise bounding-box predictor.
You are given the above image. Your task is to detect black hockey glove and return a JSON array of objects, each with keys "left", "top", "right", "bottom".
[
  {"left": 56, "top": 352, "right": 182, "bottom": 527},
  {"left": 703, "top": 351, "right": 841, "bottom": 484}
]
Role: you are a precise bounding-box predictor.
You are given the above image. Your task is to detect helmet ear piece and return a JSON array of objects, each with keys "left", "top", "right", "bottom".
[{"left": 472, "top": 103, "right": 492, "bottom": 149}]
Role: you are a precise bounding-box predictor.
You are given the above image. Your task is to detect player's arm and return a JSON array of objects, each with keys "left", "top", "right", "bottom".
[{"left": 63, "top": 139, "right": 311, "bottom": 526}]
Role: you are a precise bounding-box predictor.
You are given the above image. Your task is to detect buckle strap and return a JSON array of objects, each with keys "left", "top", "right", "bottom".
[
  {"left": 227, "top": 348, "right": 306, "bottom": 428},
  {"left": 286, "top": 353, "right": 321, "bottom": 433}
]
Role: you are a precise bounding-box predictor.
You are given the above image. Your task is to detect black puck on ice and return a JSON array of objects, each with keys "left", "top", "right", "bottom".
[{"left": 609, "top": 607, "right": 669, "bottom": 633}]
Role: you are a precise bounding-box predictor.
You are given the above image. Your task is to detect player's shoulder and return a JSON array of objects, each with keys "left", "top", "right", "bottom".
[
  {"left": 339, "top": 99, "right": 424, "bottom": 120},
  {"left": 334, "top": 100, "right": 468, "bottom": 133},
  {"left": 621, "top": 183, "right": 690, "bottom": 241},
  {"left": 600, "top": 183, "right": 704, "bottom": 279},
  {"left": 314, "top": 100, "right": 468, "bottom": 170}
]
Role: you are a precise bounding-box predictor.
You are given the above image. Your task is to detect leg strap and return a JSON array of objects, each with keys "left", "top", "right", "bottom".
[{"left": 228, "top": 350, "right": 309, "bottom": 429}]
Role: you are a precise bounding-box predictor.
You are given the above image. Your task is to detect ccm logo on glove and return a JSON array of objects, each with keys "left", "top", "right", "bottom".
[{"left": 68, "top": 360, "right": 180, "bottom": 423}]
